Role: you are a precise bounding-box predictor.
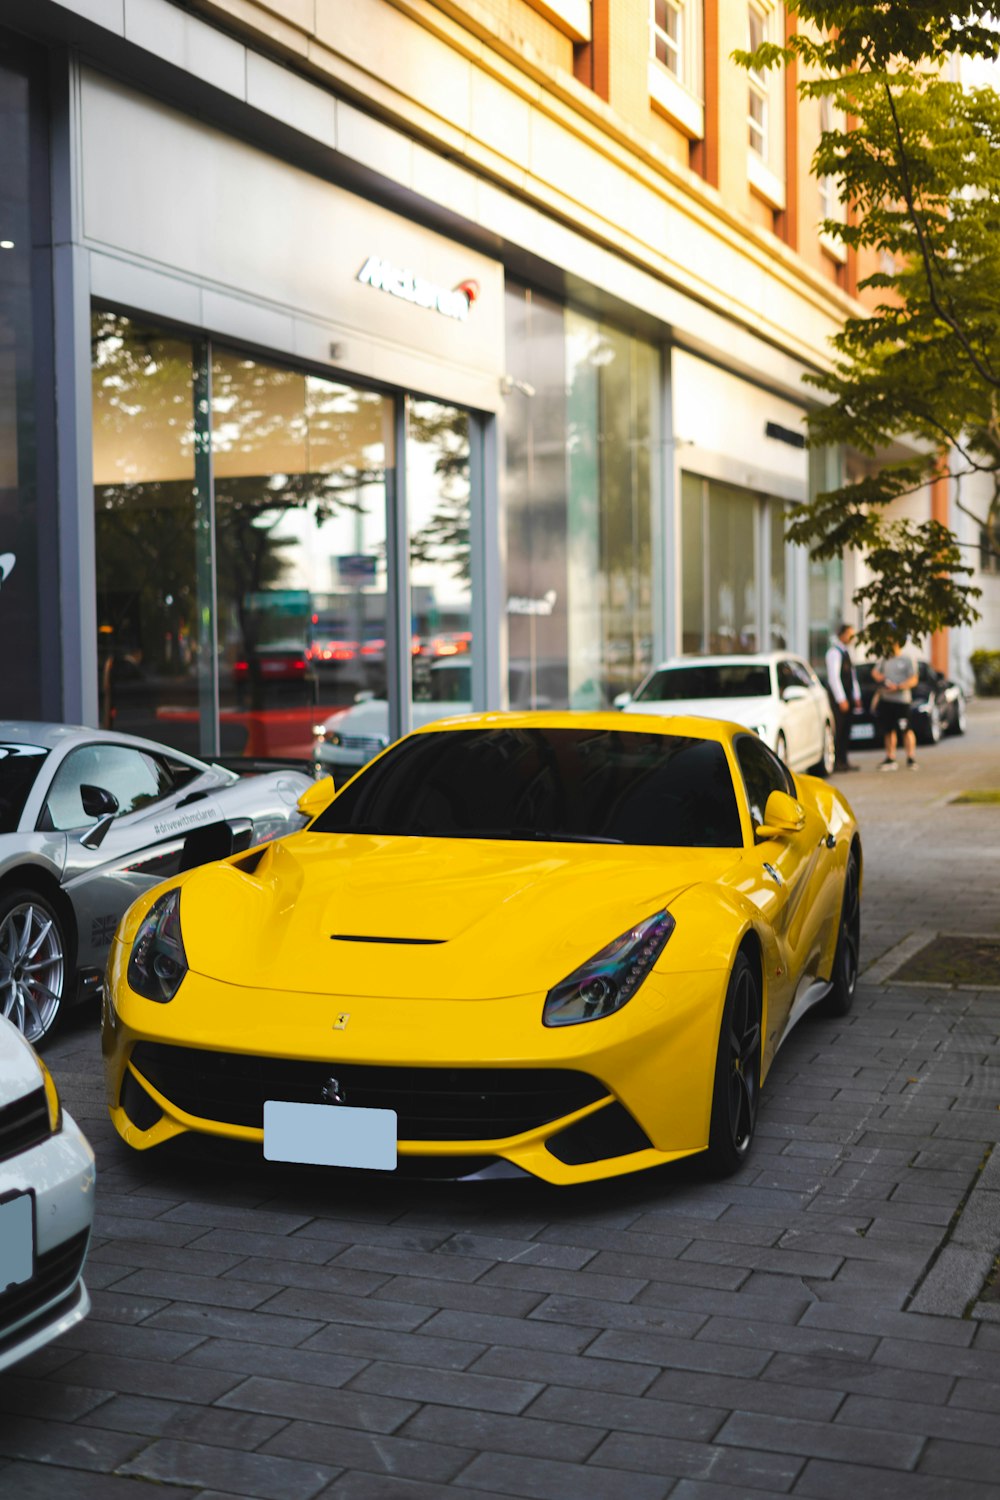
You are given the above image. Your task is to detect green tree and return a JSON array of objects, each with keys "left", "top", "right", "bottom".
[{"left": 738, "top": 4, "right": 1000, "bottom": 652}]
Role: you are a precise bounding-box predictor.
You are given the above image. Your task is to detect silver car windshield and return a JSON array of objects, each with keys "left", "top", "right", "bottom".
[{"left": 0, "top": 744, "right": 49, "bottom": 834}]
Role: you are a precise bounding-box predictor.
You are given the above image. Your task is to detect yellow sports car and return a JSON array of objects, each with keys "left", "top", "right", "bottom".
[{"left": 102, "top": 713, "right": 861, "bottom": 1185}]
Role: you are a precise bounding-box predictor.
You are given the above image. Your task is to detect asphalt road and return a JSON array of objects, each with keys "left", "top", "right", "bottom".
[{"left": 2, "top": 703, "right": 999, "bottom": 1500}]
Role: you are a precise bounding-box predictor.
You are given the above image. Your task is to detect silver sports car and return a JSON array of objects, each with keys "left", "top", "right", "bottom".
[{"left": 0, "top": 723, "right": 314, "bottom": 1044}]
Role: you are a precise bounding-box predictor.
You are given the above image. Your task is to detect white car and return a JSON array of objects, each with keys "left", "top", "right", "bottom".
[
  {"left": 620, "top": 653, "right": 836, "bottom": 775},
  {"left": 0, "top": 1015, "right": 94, "bottom": 1371}
]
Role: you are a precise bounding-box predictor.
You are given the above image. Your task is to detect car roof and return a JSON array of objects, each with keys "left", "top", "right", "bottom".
[
  {"left": 645, "top": 654, "right": 795, "bottom": 669},
  {"left": 0, "top": 722, "right": 212, "bottom": 768},
  {"left": 410, "top": 710, "right": 741, "bottom": 743}
]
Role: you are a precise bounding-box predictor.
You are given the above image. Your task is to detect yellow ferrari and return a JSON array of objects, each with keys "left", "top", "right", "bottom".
[{"left": 102, "top": 713, "right": 861, "bottom": 1185}]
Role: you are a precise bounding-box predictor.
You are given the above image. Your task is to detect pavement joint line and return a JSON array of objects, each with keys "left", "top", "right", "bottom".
[
  {"left": 906, "top": 1143, "right": 997, "bottom": 1318},
  {"left": 862, "top": 932, "right": 936, "bottom": 986}
]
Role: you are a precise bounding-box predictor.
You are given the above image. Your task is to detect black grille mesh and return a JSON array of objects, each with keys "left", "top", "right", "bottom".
[
  {"left": 130, "top": 1042, "right": 608, "bottom": 1141},
  {"left": 0, "top": 1229, "right": 90, "bottom": 1353},
  {"left": 0, "top": 1088, "right": 49, "bottom": 1165}
]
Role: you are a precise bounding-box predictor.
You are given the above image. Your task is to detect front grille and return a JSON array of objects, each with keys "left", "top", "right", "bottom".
[
  {"left": 0, "top": 1088, "right": 49, "bottom": 1165},
  {"left": 130, "top": 1042, "right": 608, "bottom": 1141},
  {"left": 0, "top": 1228, "right": 90, "bottom": 1348}
]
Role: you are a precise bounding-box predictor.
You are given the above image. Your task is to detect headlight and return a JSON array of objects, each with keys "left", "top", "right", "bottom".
[
  {"left": 323, "top": 731, "right": 342, "bottom": 746},
  {"left": 36, "top": 1055, "right": 62, "bottom": 1134},
  {"left": 543, "top": 909, "right": 675, "bottom": 1027},
  {"left": 127, "top": 890, "right": 188, "bottom": 1003}
]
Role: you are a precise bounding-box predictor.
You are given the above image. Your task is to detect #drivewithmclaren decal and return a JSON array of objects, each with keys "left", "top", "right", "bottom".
[{"left": 149, "top": 802, "right": 227, "bottom": 840}]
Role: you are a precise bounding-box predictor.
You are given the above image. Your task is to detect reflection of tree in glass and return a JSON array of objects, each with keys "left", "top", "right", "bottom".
[
  {"left": 408, "top": 403, "right": 471, "bottom": 582},
  {"left": 212, "top": 358, "right": 387, "bottom": 706}
]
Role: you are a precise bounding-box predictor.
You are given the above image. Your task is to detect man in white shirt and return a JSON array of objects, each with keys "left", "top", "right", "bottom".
[{"left": 825, "top": 624, "right": 862, "bottom": 772}]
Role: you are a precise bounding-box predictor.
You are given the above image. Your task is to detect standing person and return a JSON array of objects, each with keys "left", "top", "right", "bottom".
[
  {"left": 825, "top": 623, "right": 863, "bottom": 772},
  {"left": 872, "top": 639, "right": 920, "bottom": 770}
]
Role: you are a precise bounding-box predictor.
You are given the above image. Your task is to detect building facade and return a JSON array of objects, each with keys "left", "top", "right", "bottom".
[{"left": 1, "top": 0, "right": 987, "bottom": 753}]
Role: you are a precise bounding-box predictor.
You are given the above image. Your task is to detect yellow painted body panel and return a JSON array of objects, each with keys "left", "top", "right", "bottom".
[{"left": 102, "top": 712, "right": 860, "bottom": 1185}]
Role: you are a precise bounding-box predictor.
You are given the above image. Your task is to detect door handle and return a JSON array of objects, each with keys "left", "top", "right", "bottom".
[{"left": 762, "top": 862, "right": 783, "bottom": 886}]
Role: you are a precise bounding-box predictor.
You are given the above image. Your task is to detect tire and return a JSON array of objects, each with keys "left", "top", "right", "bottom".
[
  {"left": 775, "top": 732, "right": 788, "bottom": 764},
  {"left": 823, "top": 849, "right": 861, "bottom": 1018},
  {"left": 951, "top": 694, "right": 967, "bottom": 736},
  {"left": 0, "top": 888, "right": 68, "bottom": 1047},
  {"left": 918, "top": 698, "right": 942, "bottom": 746},
  {"left": 704, "top": 952, "right": 762, "bottom": 1177},
  {"left": 812, "top": 720, "right": 836, "bottom": 777}
]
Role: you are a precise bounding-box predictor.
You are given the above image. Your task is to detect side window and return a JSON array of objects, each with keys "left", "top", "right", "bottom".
[
  {"left": 791, "top": 660, "right": 815, "bottom": 689},
  {"left": 45, "top": 745, "right": 174, "bottom": 831},
  {"left": 736, "top": 734, "right": 793, "bottom": 827},
  {"left": 776, "top": 660, "right": 797, "bottom": 697},
  {"left": 162, "top": 755, "right": 203, "bottom": 792}
]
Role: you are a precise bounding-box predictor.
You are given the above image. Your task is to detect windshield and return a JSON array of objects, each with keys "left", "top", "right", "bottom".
[
  {"left": 0, "top": 744, "right": 48, "bottom": 834},
  {"left": 312, "top": 726, "right": 743, "bottom": 848},
  {"left": 635, "top": 664, "right": 772, "bottom": 701}
]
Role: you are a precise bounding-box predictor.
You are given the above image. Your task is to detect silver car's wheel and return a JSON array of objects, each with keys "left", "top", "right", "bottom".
[
  {"left": 0, "top": 893, "right": 66, "bottom": 1046},
  {"left": 775, "top": 732, "right": 788, "bottom": 764}
]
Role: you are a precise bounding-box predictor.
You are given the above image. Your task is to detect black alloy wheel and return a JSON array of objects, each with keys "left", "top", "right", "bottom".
[
  {"left": 824, "top": 849, "right": 861, "bottom": 1017},
  {"left": 705, "top": 952, "right": 762, "bottom": 1176}
]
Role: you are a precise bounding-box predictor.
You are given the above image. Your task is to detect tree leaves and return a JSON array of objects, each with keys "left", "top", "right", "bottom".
[{"left": 739, "top": 4, "right": 1000, "bottom": 643}]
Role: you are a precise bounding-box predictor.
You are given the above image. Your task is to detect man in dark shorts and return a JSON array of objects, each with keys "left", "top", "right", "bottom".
[{"left": 872, "top": 641, "right": 919, "bottom": 769}]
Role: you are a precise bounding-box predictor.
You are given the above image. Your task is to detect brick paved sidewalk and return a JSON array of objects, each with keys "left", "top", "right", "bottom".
[{"left": 1, "top": 704, "right": 998, "bottom": 1500}]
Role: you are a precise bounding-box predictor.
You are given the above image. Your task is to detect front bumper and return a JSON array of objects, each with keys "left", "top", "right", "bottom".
[
  {"left": 0, "top": 1110, "right": 95, "bottom": 1373},
  {"left": 103, "top": 946, "right": 728, "bottom": 1186}
]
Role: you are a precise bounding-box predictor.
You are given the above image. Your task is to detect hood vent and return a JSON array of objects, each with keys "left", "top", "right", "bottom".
[{"left": 330, "top": 933, "right": 446, "bottom": 945}]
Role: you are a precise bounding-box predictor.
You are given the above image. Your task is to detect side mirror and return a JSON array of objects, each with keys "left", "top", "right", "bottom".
[
  {"left": 613, "top": 691, "right": 632, "bottom": 710},
  {"left": 354, "top": 690, "right": 375, "bottom": 704},
  {"left": 80, "top": 813, "right": 116, "bottom": 850},
  {"left": 297, "top": 775, "right": 336, "bottom": 820},
  {"left": 781, "top": 685, "right": 808, "bottom": 703},
  {"left": 755, "top": 790, "right": 806, "bottom": 840},
  {"left": 81, "top": 783, "right": 119, "bottom": 819}
]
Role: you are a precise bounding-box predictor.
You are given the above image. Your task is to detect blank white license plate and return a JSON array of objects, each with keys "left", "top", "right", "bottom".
[
  {"left": 263, "top": 1101, "right": 397, "bottom": 1170},
  {"left": 853, "top": 722, "right": 876, "bottom": 741},
  {"left": 0, "top": 1194, "right": 34, "bottom": 1292}
]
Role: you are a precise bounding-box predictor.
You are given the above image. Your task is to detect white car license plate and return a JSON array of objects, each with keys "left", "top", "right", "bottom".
[
  {"left": 0, "top": 1193, "right": 34, "bottom": 1292},
  {"left": 263, "top": 1100, "right": 397, "bottom": 1170},
  {"left": 853, "top": 722, "right": 876, "bottom": 741}
]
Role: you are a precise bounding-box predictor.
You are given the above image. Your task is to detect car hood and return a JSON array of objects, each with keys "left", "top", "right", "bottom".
[
  {"left": 178, "top": 833, "right": 743, "bottom": 998},
  {"left": 626, "top": 697, "right": 775, "bottom": 729}
]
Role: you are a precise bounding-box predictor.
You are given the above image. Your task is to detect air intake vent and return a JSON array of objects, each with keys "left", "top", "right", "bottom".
[{"left": 330, "top": 933, "right": 445, "bottom": 945}]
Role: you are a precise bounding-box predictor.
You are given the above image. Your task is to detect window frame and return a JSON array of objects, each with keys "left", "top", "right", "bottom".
[
  {"left": 746, "top": 0, "right": 787, "bottom": 210},
  {"left": 648, "top": 0, "right": 705, "bottom": 139}
]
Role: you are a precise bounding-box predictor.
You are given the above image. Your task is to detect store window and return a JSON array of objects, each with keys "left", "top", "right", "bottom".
[
  {"left": 211, "top": 350, "right": 391, "bottom": 754},
  {"left": 93, "top": 313, "right": 204, "bottom": 750},
  {"left": 681, "top": 473, "right": 790, "bottom": 655},
  {"left": 0, "top": 41, "right": 53, "bottom": 719},
  {"left": 505, "top": 287, "right": 657, "bottom": 711},
  {"left": 93, "top": 311, "right": 481, "bottom": 759},
  {"left": 808, "top": 554, "right": 844, "bottom": 668},
  {"left": 408, "top": 398, "right": 472, "bottom": 708}
]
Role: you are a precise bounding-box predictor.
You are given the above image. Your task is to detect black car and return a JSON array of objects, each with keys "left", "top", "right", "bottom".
[{"left": 849, "top": 661, "right": 968, "bottom": 748}]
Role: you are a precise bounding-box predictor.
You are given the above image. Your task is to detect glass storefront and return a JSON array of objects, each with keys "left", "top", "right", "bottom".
[
  {"left": 0, "top": 41, "right": 52, "bottom": 719},
  {"left": 681, "top": 472, "right": 791, "bottom": 654},
  {"left": 92, "top": 312, "right": 473, "bottom": 757},
  {"left": 504, "top": 286, "right": 657, "bottom": 708}
]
